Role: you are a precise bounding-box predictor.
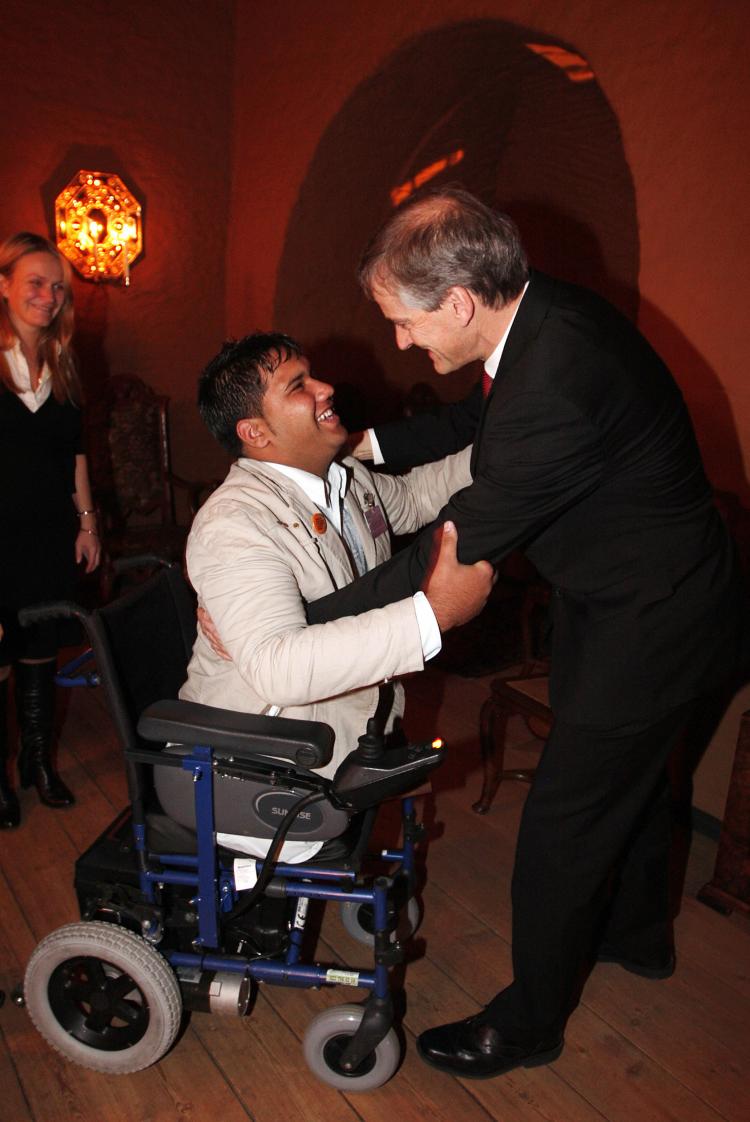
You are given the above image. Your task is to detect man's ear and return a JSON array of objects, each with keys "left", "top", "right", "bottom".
[
  {"left": 236, "top": 416, "right": 271, "bottom": 453},
  {"left": 444, "top": 286, "right": 476, "bottom": 326}
]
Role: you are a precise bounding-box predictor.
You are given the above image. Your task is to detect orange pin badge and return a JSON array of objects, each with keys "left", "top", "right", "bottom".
[{"left": 311, "top": 512, "right": 328, "bottom": 535}]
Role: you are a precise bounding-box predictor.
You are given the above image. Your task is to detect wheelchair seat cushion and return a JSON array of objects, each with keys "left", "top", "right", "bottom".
[{"left": 219, "top": 833, "right": 324, "bottom": 864}]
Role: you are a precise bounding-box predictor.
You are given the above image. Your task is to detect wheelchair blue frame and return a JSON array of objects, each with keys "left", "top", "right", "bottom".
[
  {"left": 55, "top": 647, "right": 99, "bottom": 689},
  {"left": 137, "top": 739, "right": 418, "bottom": 1004},
  {"left": 22, "top": 568, "right": 440, "bottom": 1087}
]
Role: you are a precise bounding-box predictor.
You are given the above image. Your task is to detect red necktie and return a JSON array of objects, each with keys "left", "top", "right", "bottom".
[{"left": 482, "top": 371, "right": 493, "bottom": 398}]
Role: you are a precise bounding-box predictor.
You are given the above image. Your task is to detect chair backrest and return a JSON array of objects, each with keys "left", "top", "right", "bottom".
[
  {"left": 84, "top": 564, "right": 196, "bottom": 755},
  {"left": 88, "top": 374, "right": 175, "bottom": 527}
]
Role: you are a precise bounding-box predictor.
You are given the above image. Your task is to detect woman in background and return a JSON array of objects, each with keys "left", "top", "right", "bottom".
[{"left": 0, "top": 232, "right": 100, "bottom": 828}]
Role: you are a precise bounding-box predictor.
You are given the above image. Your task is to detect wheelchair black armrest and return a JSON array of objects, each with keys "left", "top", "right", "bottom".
[{"left": 137, "top": 700, "right": 334, "bottom": 770}]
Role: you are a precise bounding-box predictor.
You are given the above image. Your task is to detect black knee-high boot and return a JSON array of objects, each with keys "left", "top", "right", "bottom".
[
  {"left": 0, "top": 677, "right": 20, "bottom": 828},
  {"left": 15, "top": 661, "right": 75, "bottom": 809}
]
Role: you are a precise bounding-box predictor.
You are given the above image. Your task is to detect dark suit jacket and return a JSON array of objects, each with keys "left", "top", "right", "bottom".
[
  {"left": 309, "top": 271, "right": 741, "bottom": 727},
  {"left": 376, "top": 380, "right": 482, "bottom": 472}
]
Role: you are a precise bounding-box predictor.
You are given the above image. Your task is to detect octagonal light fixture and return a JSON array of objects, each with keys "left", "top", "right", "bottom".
[{"left": 55, "top": 170, "right": 143, "bottom": 285}]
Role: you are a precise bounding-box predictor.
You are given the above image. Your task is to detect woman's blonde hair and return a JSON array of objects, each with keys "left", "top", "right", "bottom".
[{"left": 0, "top": 232, "right": 80, "bottom": 404}]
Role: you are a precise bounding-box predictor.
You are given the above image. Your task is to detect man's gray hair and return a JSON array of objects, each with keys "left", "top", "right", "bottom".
[{"left": 358, "top": 186, "right": 528, "bottom": 312}]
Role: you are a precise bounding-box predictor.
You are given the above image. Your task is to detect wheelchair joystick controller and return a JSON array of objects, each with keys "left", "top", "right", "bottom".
[
  {"left": 332, "top": 717, "right": 445, "bottom": 810},
  {"left": 355, "top": 718, "right": 386, "bottom": 763}
]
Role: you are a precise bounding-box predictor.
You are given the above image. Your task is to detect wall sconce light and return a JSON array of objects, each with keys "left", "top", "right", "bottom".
[{"left": 55, "top": 170, "right": 143, "bottom": 286}]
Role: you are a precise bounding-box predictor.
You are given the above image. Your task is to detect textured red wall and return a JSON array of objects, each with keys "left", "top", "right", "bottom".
[{"left": 3, "top": 1, "right": 748, "bottom": 502}]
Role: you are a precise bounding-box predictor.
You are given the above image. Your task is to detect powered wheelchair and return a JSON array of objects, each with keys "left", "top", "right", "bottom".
[{"left": 20, "top": 562, "right": 445, "bottom": 1090}]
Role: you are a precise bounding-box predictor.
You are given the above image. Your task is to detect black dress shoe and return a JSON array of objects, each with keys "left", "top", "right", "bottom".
[
  {"left": 417, "top": 1015, "right": 563, "bottom": 1079},
  {"left": 596, "top": 946, "right": 675, "bottom": 979}
]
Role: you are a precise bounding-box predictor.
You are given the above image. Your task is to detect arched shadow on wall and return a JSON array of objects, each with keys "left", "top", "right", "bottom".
[{"left": 275, "top": 19, "right": 639, "bottom": 410}]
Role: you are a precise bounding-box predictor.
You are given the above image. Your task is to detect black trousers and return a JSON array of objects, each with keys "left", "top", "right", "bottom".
[{"left": 484, "top": 699, "right": 696, "bottom": 1041}]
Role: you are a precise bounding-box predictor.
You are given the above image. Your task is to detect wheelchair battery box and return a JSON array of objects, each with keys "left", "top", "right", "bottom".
[{"left": 74, "top": 808, "right": 143, "bottom": 912}]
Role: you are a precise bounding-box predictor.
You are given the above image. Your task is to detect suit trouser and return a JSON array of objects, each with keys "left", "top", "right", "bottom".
[{"left": 483, "top": 699, "right": 695, "bottom": 1041}]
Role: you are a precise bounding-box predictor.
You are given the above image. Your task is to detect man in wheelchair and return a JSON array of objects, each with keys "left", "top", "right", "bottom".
[
  {"left": 180, "top": 332, "right": 490, "bottom": 857},
  {"left": 21, "top": 332, "right": 492, "bottom": 1088}
]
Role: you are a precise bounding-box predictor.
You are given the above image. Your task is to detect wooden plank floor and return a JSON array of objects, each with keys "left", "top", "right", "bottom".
[{"left": 1, "top": 661, "right": 749, "bottom": 1122}]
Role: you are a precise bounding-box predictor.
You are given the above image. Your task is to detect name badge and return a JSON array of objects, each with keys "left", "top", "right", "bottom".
[{"left": 365, "top": 504, "right": 387, "bottom": 538}]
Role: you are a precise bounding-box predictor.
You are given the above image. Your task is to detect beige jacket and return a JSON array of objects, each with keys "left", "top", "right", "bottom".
[{"left": 180, "top": 449, "right": 472, "bottom": 777}]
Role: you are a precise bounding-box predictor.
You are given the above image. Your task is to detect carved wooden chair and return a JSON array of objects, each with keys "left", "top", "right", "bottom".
[
  {"left": 698, "top": 491, "right": 750, "bottom": 914},
  {"left": 87, "top": 375, "right": 215, "bottom": 601},
  {"left": 698, "top": 707, "right": 750, "bottom": 915}
]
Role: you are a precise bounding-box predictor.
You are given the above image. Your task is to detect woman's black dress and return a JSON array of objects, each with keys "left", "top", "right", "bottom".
[{"left": 0, "top": 388, "right": 82, "bottom": 663}]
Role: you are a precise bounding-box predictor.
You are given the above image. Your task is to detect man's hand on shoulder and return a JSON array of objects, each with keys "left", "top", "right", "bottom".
[
  {"left": 348, "top": 431, "right": 373, "bottom": 460},
  {"left": 422, "top": 521, "right": 494, "bottom": 631}
]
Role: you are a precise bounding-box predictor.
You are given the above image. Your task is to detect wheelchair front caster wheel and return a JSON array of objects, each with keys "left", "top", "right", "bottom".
[
  {"left": 24, "top": 921, "right": 182, "bottom": 1074},
  {"left": 339, "top": 895, "right": 421, "bottom": 947},
  {"left": 303, "top": 1004, "right": 400, "bottom": 1090}
]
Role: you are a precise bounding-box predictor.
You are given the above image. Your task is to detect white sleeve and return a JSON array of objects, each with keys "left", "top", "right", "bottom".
[
  {"left": 413, "top": 591, "right": 441, "bottom": 659},
  {"left": 368, "top": 427, "right": 385, "bottom": 466}
]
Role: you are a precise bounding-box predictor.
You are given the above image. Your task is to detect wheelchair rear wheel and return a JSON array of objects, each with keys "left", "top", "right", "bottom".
[
  {"left": 24, "top": 921, "right": 182, "bottom": 1074},
  {"left": 303, "top": 1004, "right": 400, "bottom": 1090}
]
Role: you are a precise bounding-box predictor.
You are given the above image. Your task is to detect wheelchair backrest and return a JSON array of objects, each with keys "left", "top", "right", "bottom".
[
  {"left": 83, "top": 564, "right": 196, "bottom": 755},
  {"left": 82, "top": 564, "right": 354, "bottom": 843}
]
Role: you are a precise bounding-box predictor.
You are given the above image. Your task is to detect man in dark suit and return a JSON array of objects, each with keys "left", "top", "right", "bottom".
[{"left": 306, "top": 187, "right": 742, "bottom": 1078}]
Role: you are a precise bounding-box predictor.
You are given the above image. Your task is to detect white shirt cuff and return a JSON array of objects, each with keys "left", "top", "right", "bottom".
[
  {"left": 368, "top": 427, "right": 385, "bottom": 465},
  {"left": 413, "top": 590, "right": 442, "bottom": 661}
]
